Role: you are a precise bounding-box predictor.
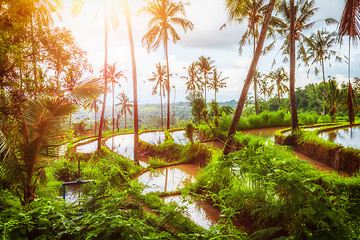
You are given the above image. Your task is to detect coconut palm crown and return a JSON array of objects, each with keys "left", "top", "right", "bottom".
[{"left": 139, "top": 0, "right": 193, "bottom": 129}]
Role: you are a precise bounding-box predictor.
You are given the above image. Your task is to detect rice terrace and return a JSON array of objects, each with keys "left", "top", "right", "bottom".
[{"left": 2, "top": 0, "right": 360, "bottom": 239}]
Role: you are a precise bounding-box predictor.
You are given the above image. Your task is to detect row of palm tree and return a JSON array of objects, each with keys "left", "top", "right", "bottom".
[
  {"left": 146, "top": 55, "right": 228, "bottom": 129},
  {"left": 182, "top": 57, "right": 228, "bottom": 102},
  {"left": 223, "top": 0, "right": 359, "bottom": 154}
]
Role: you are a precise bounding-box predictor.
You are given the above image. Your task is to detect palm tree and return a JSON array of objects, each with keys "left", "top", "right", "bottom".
[
  {"left": 303, "top": 30, "right": 339, "bottom": 84},
  {"left": 267, "top": 0, "right": 324, "bottom": 132},
  {"left": 221, "top": 0, "right": 279, "bottom": 114},
  {"left": 122, "top": 0, "right": 140, "bottom": 164},
  {"left": 197, "top": 56, "right": 214, "bottom": 103},
  {"left": 338, "top": 0, "right": 360, "bottom": 125},
  {"left": 269, "top": 0, "right": 323, "bottom": 62},
  {"left": 258, "top": 74, "right": 274, "bottom": 101},
  {"left": 223, "top": 0, "right": 276, "bottom": 155},
  {"left": 208, "top": 68, "right": 228, "bottom": 102},
  {"left": 71, "top": 0, "right": 110, "bottom": 151},
  {"left": 116, "top": 92, "right": 133, "bottom": 129},
  {"left": 140, "top": 0, "right": 194, "bottom": 129},
  {"left": 148, "top": 63, "right": 167, "bottom": 129},
  {"left": 0, "top": 77, "right": 102, "bottom": 205},
  {"left": 289, "top": 0, "right": 299, "bottom": 132},
  {"left": 267, "top": 67, "right": 289, "bottom": 107},
  {"left": 182, "top": 62, "right": 203, "bottom": 94},
  {"left": 102, "top": 62, "right": 126, "bottom": 133},
  {"left": 322, "top": 79, "right": 344, "bottom": 122},
  {"left": 84, "top": 98, "right": 102, "bottom": 134}
]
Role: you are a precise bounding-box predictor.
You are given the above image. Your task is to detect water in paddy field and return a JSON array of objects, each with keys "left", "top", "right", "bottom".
[
  {"left": 57, "top": 144, "right": 67, "bottom": 156},
  {"left": 171, "top": 130, "right": 199, "bottom": 144},
  {"left": 137, "top": 164, "right": 198, "bottom": 194},
  {"left": 76, "top": 140, "right": 98, "bottom": 154},
  {"left": 140, "top": 130, "right": 197, "bottom": 145},
  {"left": 105, "top": 134, "right": 148, "bottom": 167},
  {"left": 318, "top": 126, "right": 360, "bottom": 149},
  {"left": 64, "top": 184, "right": 81, "bottom": 204},
  {"left": 162, "top": 195, "right": 220, "bottom": 230},
  {"left": 242, "top": 126, "right": 286, "bottom": 141},
  {"left": 139, "top": 131, "right": 165, "bottom": 145}
]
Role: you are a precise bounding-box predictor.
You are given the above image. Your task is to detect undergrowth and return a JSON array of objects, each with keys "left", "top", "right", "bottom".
[{"left": 189, "top": 133, "right": 359, "bottom": 239}]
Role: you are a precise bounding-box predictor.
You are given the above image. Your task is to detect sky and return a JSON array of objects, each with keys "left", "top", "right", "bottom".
[{"left": 54, "top": 0, "right": 360, "bottom": 105}]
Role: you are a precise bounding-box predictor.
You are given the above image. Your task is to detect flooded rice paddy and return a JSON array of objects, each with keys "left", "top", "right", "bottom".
[
  {"left": 242, "top": 126, "right": 286, "bottom": 141},
  {"left": 163, "top": 195, "right": 220, "bottom": 229},
  {"left": 105, "top": 134, "right": 148, "bottom": 167},
  {"left": 137, "top": 164, "right": 198, "bottom": 194},
  {"left": 139, "top": 130, "right": 197, "bottom": 145},
  {"left": 76, "top": 140, "right": 98, "bottom": 154},
  {"left": 318, "top": 126, "right": 360, "bottom": 149}
]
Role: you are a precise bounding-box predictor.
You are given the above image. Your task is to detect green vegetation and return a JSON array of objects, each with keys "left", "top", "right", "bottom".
[
  {"left": 140, "top": 133, "right": 212, "bottom": 168},
  {"left": 189, "top": 132, "right": 359, "bottom": 239},
  {"left": 2, "top": 0, "right": 360, "bottom": 238}
]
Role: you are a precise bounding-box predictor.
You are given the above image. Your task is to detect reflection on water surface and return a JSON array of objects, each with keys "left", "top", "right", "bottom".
[
  {"left": 140, "top": 130, "right": 198, "bottom": 145},
  {"left": 76, "top": 141, "right": 98, "bottom": 154},
  {"left": 318, "top": 126, "right": 360, "bottom": 149},
  {"left": 105, "top": 134, "right": 148, "bottom": 167},
  {"left": 138, "top": 164, "right": 198, "bottom": 194},
  {"left": 163, "top": 195, "right": 219, "bottom": 229}
]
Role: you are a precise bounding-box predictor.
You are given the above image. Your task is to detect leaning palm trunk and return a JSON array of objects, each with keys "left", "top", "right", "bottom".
[
  {"left": 124, "top": 4, "right": 139, "bottom": 165},
  {"left": 224, "top": 0, "right": 276, "bottom": 155},
  {"left": 98, "top": 4, "right": 108, "bottom": 152},
  {"left": 289, "top": 0, "right": 299, "bottom": 133}
]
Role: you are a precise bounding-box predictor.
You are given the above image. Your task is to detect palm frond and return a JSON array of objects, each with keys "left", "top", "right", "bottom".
[
  {"left": 0, "top": 130, "right": 8, "bottom": 155},
  {"left": 338, "top": 0, "right": 360, "bottom": 44},
  {"left": 67, "top": 77, "right": 103, "bottom": 105}
]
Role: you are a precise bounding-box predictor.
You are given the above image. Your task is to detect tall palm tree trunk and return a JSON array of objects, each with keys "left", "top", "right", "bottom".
[
  {"left": 204, "top": 74, "right": 207, "bottom": 104},
  {"left": 125, "top": 113, "right": 127, "bottom": 129},
  {"left": 172, "top": 86, "right": 176, "bottom": 119},
  {"left": 278, "top": 89, "right": 281, "bottom": 107},
  {"left": 112, "top": 81, "right": 115, "bottom": 133},
  {"left": 224, "top": 0, "right": 275, "bottom": 155},
  {"left": 94, "top": 100, "right": 97, "bottom": 134},
  {"left": 253, "top": 34, "right": 259, "bottom": 115},
  {"left": 321, "top": 59, "right": 328, "bottom": 114},
  {"left": 125, "top": 5, "right": 139, "bottom": 165},
  {"left": 165, "top": 39, "right": 171, "bottom": 130},
  {"left": 160, "top": 84, "right": 164, "bottom": 129},
  {"left": 348, "top": 36, "right": 355, "bottom": 125},
  {"left": 98, "top": 4, "right": 108, "bottom": 152},
  {"left": 289, "top": 0, "right": 299, "bottom": 132}
]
